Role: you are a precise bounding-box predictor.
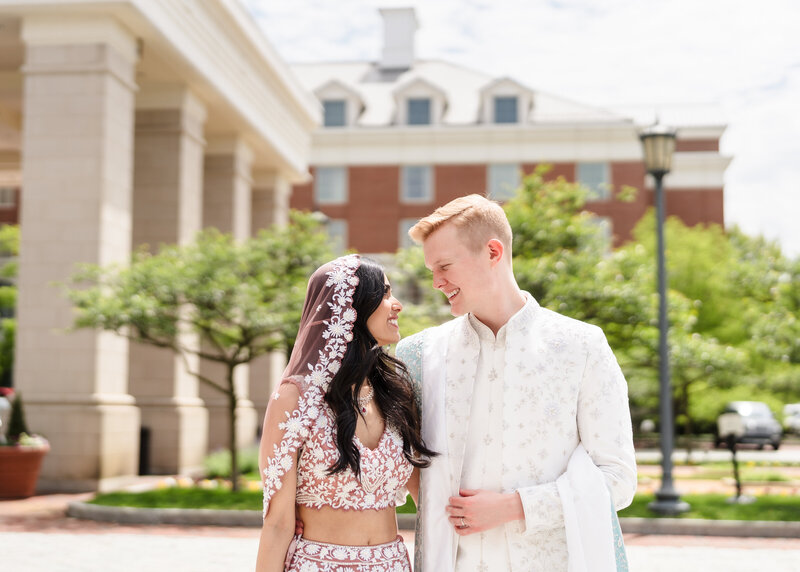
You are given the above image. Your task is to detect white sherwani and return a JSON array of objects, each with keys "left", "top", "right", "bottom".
[{"left": 396, "top": 294, "right": 636, "bottom": 572}]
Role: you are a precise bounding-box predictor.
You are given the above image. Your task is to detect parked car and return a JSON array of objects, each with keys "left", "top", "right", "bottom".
[
  {"left": 784, "top": 404, "right": 800, "bottom": 435},
  {"left": 714, "top": 401, "right": 782, "bottom": 450}
]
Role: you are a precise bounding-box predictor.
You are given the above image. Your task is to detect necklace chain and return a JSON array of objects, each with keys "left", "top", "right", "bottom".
[{"left": 357, "top": 382, "right": 374, "bottom": 413}]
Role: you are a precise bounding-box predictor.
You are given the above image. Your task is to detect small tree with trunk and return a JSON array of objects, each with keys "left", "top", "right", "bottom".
[{"left": 66, "top": 211, "right": 332, "bottom": 490}]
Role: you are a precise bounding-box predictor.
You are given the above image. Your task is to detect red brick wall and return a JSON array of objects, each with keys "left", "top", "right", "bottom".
[
  {"left": 585, "top": 161, "right": 648, "bottom": 245},
  {"left": 289, "top": 162, "right": 724, "bottom": 252},
  {"left": 664, "top": 188, "right": 724, "bottom": 227},
  {"left": 522, "top": 162, "right": 575, "bottom": 180},
  {"left": 434, "top": 164, "right": 487, "bottom": 203},
  {"left": 675, "top": 139, "right": 719, "bottom": 152}
]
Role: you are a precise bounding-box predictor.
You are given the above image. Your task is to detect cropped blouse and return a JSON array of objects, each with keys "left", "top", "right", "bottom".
[
  {"left": 263, "top": 377, "right": 413, "bottom": 515},
  {"left": 289, "top": 379, "right": 413, "bottom": 510}
]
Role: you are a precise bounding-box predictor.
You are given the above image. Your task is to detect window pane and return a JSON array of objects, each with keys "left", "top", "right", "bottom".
[
  {"left": 407, "top": 98, "right": 431, "bottom": 125},
  {"left": 326, "top": 219, "right": 348, "bottom": 253},
  {"left": 487, "top": 164, "right": 520, "bottom": 200},
  {"left": 0, "top": 187, "right": 16, "bottom": 207},
  {"left": 577, "top": 162, "right": 610, "bottom": 200},
  {"left": 494, "top": 96, "right": 518, "bottom": 124},
  {"left": 401, "top": 166, "right": 433, "bottom": 202},
  {"left": 323, "top": 100, "right": 346, "bottom": 127},
  {"left": 589, "top": 216, "right": 612, "bottom": 249},
  {"left": 398, "top": 218, "right": 419, "bottom": 249},
  {"left": 314, "top": 167, "right": 347, "bottom": 204}
]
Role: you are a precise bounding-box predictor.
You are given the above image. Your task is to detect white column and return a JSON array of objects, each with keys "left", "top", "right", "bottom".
[
  {"left": 15, "top": 15, "right": 139, "bottom": 492},
  {"left": 201, "top": 137, "right": 257, "bottom": 450},
  {"left": 249, "top": 170, "right": 292, "bottom": 426},
  {"left": 251, "top": 169, "right": 292, "bottom": 231},
  {"left": 129, "top": 84, "right": 208, "bottom": 474}
]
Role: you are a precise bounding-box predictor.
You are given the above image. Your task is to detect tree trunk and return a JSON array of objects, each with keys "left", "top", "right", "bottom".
[
  {"left": 227, "top": 363, "right": 239, "bottom": 492},
  {"left": 680, "top": 382, "right": 693, "bottom": 461}
]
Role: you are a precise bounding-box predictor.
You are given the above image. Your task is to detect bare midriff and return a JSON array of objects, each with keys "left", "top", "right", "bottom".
[{"left": 297, "top": 504, "right": 399, "bottom": 545}]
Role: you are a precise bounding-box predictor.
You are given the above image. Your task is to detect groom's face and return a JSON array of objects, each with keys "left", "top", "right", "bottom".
[{"left": 422, "top": 223, "right": 488, "bottom": 317}]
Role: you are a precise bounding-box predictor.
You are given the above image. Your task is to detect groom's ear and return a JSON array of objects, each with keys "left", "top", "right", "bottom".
[{"left": 486, "top": 239, "right": 504, "bottom": 266}]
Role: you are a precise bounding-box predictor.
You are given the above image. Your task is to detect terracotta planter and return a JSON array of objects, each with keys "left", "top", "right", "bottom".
[{"left": 0, "top": 445, "right": 49, "bottom": 499}]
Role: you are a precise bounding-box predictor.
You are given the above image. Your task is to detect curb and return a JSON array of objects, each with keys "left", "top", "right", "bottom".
[
  {"left": 67, "top": 503, "right": 800, "bottom": 538},
  {"left": 621, "top": 517, "right": 800, "bottom": 538},
  {"left": 66, "top": 501, "right": 262, "bottom": 527}
]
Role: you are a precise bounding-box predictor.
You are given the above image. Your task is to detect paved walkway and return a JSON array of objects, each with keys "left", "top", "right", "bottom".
[{"left": 3, "top": 493, "right": 800, "bottom": 571}]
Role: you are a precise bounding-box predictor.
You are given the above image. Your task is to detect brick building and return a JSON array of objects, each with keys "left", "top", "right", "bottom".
[{"left": 289, "top": 8, "right": 730, "bottom": 253}]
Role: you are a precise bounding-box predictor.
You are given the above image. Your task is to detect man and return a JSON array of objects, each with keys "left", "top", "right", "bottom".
[{"left": 396, "top": 194, "right": 636, "bottom": 571}]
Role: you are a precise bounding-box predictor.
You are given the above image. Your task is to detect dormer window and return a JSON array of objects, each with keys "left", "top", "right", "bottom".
[
  {"left": 314, "top": 80, "right": 364, "bottom": 128},
  {"left": 393, "top": 77, "right": 447, "bottom": 126},
  {"left": 493, "top": 96, "right": 518, "bottom": 124},
  {"left": 323, "top": 99, "right": 347, "bottom": 127},
  {"left": 479, "top": 77, "right": 532, "bottom": 125},
  {"left": 407, "top": 98, "right": 431, "bottom": 125}
]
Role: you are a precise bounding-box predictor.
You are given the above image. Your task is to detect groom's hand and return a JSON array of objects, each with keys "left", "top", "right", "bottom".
[{"left": 446, "top": 489, "right": 524, "bottom": 536}]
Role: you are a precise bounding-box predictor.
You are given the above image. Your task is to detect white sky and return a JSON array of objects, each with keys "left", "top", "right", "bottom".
[{"left": 244, "top": 0, "right": 800, "bottom": 258}]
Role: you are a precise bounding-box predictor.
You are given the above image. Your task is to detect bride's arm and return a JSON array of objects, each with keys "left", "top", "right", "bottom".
[{"left": 256, "top": 384, "right": 301, "bottom": 572}]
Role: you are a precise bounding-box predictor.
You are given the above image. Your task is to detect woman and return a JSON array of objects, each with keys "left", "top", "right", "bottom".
[{"left": 257, "top": 254, "right": 435, "bottom": 571}]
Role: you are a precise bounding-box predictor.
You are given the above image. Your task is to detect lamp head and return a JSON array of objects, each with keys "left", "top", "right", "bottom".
[{"left": 639, "top": 123, "right": 677, "bottom": 176}]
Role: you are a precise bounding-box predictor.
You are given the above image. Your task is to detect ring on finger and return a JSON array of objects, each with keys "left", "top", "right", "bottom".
[{"left": 460, "top": 517, "right": 468, "bottom": 528}]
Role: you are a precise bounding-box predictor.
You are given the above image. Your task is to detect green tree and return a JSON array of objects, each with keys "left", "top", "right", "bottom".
[
  {"left": 393, "top": 167, "right": 800, "bottom": 443},
  {"left": 0, "top": 224, "right": 18, "bottom": 388},
  {"left": 66, "top": 211, "right": 332, "bottom": 489},
  {"left": 392, "top": 245, "right": 452, "bottom": 335}
]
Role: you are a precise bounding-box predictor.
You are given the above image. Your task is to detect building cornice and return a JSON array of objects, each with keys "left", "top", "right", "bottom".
[
  {"left": 310, "top": 122, "right": 644, "bottom": 164},
  {"left": 0, "top": 0, "right": 319, "bottom": 183}
]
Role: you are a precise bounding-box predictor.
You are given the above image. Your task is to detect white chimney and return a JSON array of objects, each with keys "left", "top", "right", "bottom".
[{"left": 379, "top": 7, "right": 418, "bottom": 70}]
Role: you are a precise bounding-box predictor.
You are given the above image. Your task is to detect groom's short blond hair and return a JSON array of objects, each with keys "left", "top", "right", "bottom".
[{"left": 408, "top": 194, "right": 512, "bottom": 257}]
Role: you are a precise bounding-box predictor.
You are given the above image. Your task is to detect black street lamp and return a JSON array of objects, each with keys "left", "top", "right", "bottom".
[{"left": 639, "top": 123, "right": 690, "bottom": 516}]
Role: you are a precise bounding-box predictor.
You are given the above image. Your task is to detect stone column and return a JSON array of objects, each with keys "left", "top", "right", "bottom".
[
  {"left": 251, "top": 170, "right": 292, "bottom": 231},
  {"left": 201, "top": 138, "right": 257, "bottom": 450},
  {"left": 129, "top": 85, "right": 208, "bottom": 474},
  {"left": 249, "top": 170, "right": 292, "bottom": 427},
  {"left": 15, "top": 15, "right": 139, "bottom": 492}
]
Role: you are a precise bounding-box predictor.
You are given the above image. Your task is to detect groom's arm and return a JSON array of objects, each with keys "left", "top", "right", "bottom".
[{"left": 514, "top": 326, "right": 636, "bottom": 534}]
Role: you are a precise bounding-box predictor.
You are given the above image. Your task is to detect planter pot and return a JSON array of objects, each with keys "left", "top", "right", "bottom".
[{"left": 0, "top": 445, "right": 49, "bottom": 499}]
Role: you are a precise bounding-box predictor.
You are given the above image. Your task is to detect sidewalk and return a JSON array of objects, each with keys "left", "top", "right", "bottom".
[{"left": 4, "top": 492, "right": 800, "bottom": 571}]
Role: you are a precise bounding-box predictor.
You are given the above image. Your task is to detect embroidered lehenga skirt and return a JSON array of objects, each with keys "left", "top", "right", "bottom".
[{"left": 285, "top": 535, "right": 411, "bottom": 571}]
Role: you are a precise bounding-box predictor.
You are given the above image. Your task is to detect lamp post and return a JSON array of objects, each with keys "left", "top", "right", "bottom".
[{"left": 639, "top": 123, "right": 690, "bottom": 516}]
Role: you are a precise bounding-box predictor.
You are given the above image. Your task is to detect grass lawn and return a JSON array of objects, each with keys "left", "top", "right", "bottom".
[
  {"left": 90, "top": 487, "right": 263, "bottom": 511},
  {"left": 90, "top": 487, "right": 800, "bottom": 523},
  {"left": 619, "top": 493, "right": 800, "bottom": 521}
]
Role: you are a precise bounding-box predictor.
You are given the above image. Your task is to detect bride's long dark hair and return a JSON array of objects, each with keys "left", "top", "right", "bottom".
[{"left": 325, "top": 258, "right": 436, "bottom": 476}]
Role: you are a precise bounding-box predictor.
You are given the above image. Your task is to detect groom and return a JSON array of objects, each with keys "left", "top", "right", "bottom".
[{"left": 396, "top": 194, "right": 636, "bottom": 571}]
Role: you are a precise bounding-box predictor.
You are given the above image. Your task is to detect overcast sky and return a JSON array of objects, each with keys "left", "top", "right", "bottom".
[{"left": 244, "top": 0, "right": 800, "bottom": 258}]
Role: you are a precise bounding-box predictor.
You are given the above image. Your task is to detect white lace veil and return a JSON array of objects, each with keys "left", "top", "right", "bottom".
[{"left": 261, "top": 254, "right": 361, "bottom": 515}]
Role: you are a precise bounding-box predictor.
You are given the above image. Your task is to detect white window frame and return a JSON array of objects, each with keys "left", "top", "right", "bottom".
[
  {"left": 487, "top": 164, "right": 520, "bottom": 200},
  {"left": 314, "top": 167, "right": 348, "bottom": 205},
  {"left": 589, "top": 216, "right": 613, "bottom": 249},
  {"left": 400, "top": 165, "right": 433, "bottom": 203},
  {"left": 577, "top": 162, "right": 611, "bottom": 201}
]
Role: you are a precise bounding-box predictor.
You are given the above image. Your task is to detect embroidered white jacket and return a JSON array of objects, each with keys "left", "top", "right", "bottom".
[{"left": 396, "top": 295, "right": 636, "bottom": 571}]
